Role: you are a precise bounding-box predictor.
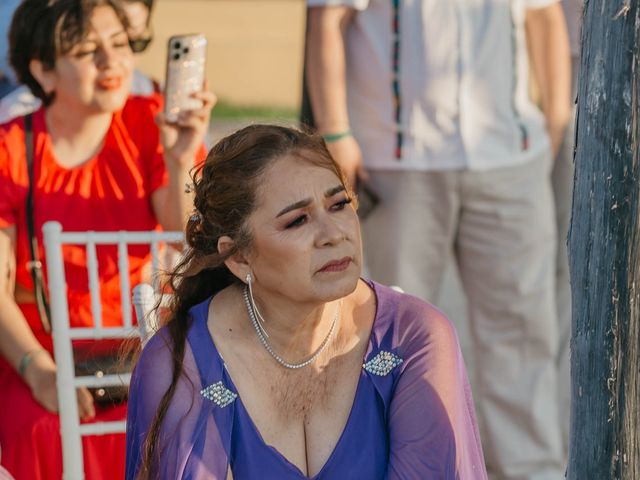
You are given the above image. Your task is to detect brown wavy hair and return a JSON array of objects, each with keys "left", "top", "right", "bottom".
[{"left": 137, "top": 124, "right": 352, "bottom": 479}]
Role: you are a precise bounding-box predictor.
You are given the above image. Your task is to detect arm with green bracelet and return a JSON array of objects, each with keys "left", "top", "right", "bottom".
[{"left": 322, "top": 129, "right": 352, "bottom": 143}]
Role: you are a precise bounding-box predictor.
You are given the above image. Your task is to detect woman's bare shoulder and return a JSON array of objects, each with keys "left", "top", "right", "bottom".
[{"left": 207, "top": 284, "right": 253, "bottom": 342}]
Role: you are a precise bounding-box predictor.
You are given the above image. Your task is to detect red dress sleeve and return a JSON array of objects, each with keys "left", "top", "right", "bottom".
[{"left": 0, "top": 118, "right": 28, "bottom": 229}]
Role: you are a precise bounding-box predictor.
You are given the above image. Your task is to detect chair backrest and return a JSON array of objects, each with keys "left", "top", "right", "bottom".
[
  {"left": 42, "top": 221, "right": 183, "bottom": 480},
  {"left": 132, "top": 283, "right": 173, "bottom": 345}
]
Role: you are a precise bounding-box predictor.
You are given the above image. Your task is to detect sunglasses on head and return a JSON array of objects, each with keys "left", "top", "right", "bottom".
[{"left": 129, "top": 34, "right": 153, "bottom": 53}]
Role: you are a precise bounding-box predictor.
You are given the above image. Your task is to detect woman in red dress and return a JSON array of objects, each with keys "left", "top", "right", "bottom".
[{"left": 0, "top": 1, "right": 214, "bottom": 478}]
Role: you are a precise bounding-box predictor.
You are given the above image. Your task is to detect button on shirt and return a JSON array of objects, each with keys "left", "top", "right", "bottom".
[{"left": 308, "top": 0, "right": 557, "bottom": 171}]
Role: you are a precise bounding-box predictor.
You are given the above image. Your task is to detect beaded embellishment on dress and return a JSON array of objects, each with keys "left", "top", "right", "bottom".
[
  {"left": 363, "top": 351, "right": 403, "bottom": 376},
  {"left": 200, "top": 381, "right": 237, "bottom": 408}
]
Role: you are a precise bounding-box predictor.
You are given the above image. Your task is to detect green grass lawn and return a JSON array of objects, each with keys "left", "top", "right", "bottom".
[{"left": 212, "top": 100, "right": 298, "bottom": 121}]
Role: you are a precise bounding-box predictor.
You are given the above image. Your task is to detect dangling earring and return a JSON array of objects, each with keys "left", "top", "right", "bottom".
[{"left": 245, "top": 271, "right": 269, "bottom": 338}]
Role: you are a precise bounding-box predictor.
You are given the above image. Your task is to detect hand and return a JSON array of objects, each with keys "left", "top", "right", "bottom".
[
  {"left": 23, "top": 350, "right": 58, "bottom": 413},
  {"left": 545, "top": 107, "right": 572, "bottom": 158},
  {"left": 547, "top": 121, "right": 570, "bottom": 159},
  {"left": 157, "top": 83, "right": 217, "bottom": 168},
  {"left": 76, "top": 386, "right": 96, "bottom": 421},
  {"left": 23, "top": 351, "right": 96, "bottom": 420},
  {"left": 325, "top": 135, "right": 367, "bottom": 190}
]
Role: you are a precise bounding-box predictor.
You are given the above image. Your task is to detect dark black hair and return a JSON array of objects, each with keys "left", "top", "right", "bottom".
[{"left": 9, "top": 0, "right": 129, "bottom": 106}]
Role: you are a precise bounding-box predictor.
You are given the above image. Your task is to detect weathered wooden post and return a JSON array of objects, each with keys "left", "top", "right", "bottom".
[{"left": 567, "top": 1, "right": 639, "bottom": 478}]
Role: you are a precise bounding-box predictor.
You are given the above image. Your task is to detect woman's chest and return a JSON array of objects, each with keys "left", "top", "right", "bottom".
[
  {"left": 228, "top": 360, "right": 388, "bottom": 479},
  {"left": 230, "top": 353, "right": 366, "bottom": 477},
  {"left": 31, "top": 145, "right": 155, "bottom": 233}
]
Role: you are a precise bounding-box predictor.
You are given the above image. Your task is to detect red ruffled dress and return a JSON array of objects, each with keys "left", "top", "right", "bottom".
[{"left": 0, "top": 95, "right": 195, "bottom": 479}]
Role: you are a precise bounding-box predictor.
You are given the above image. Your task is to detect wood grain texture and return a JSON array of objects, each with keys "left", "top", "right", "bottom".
[{"left": 568, "top": 0, "right": 639, "bottom": 478}]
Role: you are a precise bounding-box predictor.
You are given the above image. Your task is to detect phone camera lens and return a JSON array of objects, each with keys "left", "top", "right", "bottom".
[
  {"left": 183, "top": 47, "right": 189, "bottom": 54},
  {"left": 173, "top": 53, "right": 180, "bottom": 61},
  {"left": 173, "top": 41, "right": 181, "bottom": 50}
]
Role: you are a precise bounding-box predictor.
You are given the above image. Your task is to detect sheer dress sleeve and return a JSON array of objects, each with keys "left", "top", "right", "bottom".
[
  {"left": 385, "top": 294, "right": 487, "bottom": 479},
  {"left": 125, "top": 326, "right": 230, "bottom": 480}
]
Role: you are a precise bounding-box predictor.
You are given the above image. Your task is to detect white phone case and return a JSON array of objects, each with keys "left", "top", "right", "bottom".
[{"left": 164, "top": 34, "right": 207, "bottom": 123}]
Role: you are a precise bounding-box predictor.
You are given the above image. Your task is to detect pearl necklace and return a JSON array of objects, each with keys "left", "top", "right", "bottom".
[{"left": 242, "top": 286, "right": 340, "bottom": 369}]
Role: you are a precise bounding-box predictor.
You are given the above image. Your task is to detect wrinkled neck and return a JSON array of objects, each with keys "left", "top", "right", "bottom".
[{"left": 244, "top": 287, "right": 341, "bottom": 358}]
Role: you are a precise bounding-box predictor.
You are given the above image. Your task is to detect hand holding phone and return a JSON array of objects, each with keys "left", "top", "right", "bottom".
[{"left": 164, "top": 34, "right": 207, "bottom": 124}]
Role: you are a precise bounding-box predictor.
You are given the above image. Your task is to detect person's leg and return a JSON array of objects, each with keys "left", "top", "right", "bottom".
[
  {"left": 551, "top": 114, "right": 573, "bottom": 458},
  {"left": 0, "top": 358, "right": 127, "bottom": 480},
  {"left": 457, "top": 154, "right": 564, "bottom": 480},
  {"left": 0, "top": 358, "right": 63, "bottom": 480},
  {"left": 552, "top": 55, "right": 580, "bottom": 456},
  {"left": 361, "top": 170, "right": 460, "bottom": 303}
]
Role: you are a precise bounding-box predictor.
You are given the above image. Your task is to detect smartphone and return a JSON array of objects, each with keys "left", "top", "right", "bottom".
[{"left": 164, "top": 34, "right": 207, "bottom": 123}]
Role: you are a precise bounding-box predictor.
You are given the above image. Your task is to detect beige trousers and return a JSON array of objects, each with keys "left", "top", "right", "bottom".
[{"left": 362, "top": 153, "right": 564, "bottom": 479}]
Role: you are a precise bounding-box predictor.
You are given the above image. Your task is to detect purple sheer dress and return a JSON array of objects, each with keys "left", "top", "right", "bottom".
[{"left": 126, "top": 281, "right": 487, "bottom": 479}]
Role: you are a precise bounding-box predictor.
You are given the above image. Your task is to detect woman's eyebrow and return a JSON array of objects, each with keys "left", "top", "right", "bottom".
[
  {"left": 83, "top": 28, "right": 127, "bottom": 43},
  {"left": 325, "top": 185, "right": 345, "bottom": 197},
  {"left": 276, "top": 199, "right": 311, "bottom": 218},
  {"left": 275, "top": 185, "right": 345, "bottom": 218}
]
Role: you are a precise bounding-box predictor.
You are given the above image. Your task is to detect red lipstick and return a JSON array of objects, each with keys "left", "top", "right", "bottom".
[{"left": 97, "top": 77, "right": 122, "bottom": 90}]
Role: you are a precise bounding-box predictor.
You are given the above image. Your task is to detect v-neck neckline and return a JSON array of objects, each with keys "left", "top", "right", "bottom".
[
  {"left": 232, "top": 368, "right": 367, "bottom": 479},
  {"left": 197, "top": 280, "right": 380, "bottom": 478}
]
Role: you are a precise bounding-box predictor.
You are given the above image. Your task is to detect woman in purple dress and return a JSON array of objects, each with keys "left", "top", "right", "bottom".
[{"left": 125, "top": 125, "right": 487, "bottom": 479}]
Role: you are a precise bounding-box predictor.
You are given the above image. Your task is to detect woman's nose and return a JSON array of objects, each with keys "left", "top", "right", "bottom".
[
  {"left": 96, "top": 44, "right": 126, "bottom": 68},
  {"left": 317, "top": 215, "right": 345, "bottom": 246}
]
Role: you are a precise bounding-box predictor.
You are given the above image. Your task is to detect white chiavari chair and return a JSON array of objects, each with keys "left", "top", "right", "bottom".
[{"left": 42, "top": 221, "right": 183, "bottom": 479}]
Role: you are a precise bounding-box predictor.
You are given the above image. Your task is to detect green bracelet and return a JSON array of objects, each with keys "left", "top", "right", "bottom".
[
  {"left": 18, "top": 348, "right": 46, "bottom": 378},
  {"left": 321, "top": 129, "right": 352, "bottom": 143}
]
